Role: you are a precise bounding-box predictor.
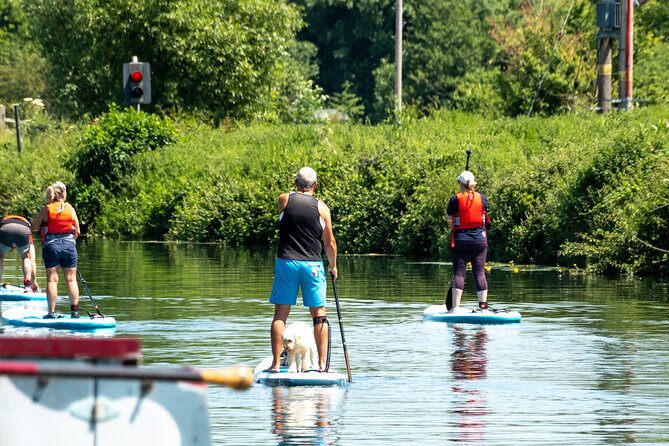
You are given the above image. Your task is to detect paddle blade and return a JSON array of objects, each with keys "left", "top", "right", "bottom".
[
  {"left": 445, "top": 285, "right": 453, "bottom": 311},
  {"left": 200, "top": 367, "right": 254, "bottom": 390}
]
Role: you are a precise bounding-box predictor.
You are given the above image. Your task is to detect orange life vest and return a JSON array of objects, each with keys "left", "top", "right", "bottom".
[
  {"left": 453, "top": 192, "right": 486, "bottom": 230},
  {"left": 451, "top": 192, "right": 489, "bottom": 248},
  {"left": 46, "top": 202, "right": 75, "bottom": 235}
]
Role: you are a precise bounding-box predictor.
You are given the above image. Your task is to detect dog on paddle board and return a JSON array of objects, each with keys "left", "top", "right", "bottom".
[{"left": 282, "top": 321, "right": 318, "bottom": 373}]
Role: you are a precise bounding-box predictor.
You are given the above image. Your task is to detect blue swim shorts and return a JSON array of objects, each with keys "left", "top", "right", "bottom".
[
  {"left": 42, "top": 237, "right": 78, "bottom": 269},
  {"left": 269, "top": 258, "right": 326, "bottom": 307}
]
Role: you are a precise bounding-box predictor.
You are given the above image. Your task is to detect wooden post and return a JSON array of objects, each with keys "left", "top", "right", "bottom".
[
  {"left": 13, "top": 104, "right": 21, "bottom": 154},
  {"left": 597, "top": 37, "right": 612, "bottom": 113}
]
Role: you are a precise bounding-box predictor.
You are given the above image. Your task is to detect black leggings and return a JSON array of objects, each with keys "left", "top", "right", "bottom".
[{"left": 451, "top": 240, "right": 488, "bottom": 291}]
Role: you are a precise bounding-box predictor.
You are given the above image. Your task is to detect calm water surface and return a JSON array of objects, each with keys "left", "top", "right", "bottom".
[{"left": 2, "top": 239, "right": 669, "bottom": 445}]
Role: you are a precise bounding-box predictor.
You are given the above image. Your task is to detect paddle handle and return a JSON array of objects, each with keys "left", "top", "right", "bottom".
[
  {"left": 0, "top": 361, "right": 254, "bottom": 390},
  {"left": 331, "top": 275, "right": 352, "bottom": 382}
]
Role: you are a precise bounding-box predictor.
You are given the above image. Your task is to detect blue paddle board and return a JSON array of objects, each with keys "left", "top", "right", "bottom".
[
  {"left": 254, "top": 356, "right": 348, "bottom": 387},
  {"left": 423, "top": 304, "right": 521, "bottom": 324},
  {"left": 1, "top": 307, "right": 116, "bottom": 331},
  {"left": 0, "top": 284, "right": 47, "bottom": 301}
]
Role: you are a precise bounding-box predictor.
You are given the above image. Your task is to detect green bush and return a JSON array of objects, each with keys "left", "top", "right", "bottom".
[
  {"left": 67, "top": 106, "right": 177, "bottom": 231},
  {"left": 2, "top": 105, "right": 669, "bottom": 276}
]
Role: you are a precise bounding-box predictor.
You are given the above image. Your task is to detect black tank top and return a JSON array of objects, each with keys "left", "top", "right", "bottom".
[{"left": 277, "top": 193, "right": 324, "bottom": 261}]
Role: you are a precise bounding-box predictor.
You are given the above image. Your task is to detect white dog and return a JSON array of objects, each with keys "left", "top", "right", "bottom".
[{"left": 282, "top": 321, "right": 318, "bottom": 373}]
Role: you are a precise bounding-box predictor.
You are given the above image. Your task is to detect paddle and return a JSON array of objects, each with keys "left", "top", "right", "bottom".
[
  {"left": 446, "top": 148, "right": 473, "bottom": 311},
  {"left": 76, "top": 269, "right": 104, "bottom": 317},
  {"left": 331, "top": 274, "right": 352, "bottom": 382},
  {"left": 0, "top": 360, "right": 254, "bottom": 389}
]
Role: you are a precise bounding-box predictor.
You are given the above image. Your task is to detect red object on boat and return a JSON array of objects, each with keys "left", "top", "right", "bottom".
[{"left": 0, "top": 336, "right": 142, "bottom": 364}]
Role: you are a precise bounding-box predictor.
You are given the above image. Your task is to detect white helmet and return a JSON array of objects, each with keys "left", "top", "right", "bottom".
[{"left": 457, "top": 171, "right": 476, "bottom": 186}]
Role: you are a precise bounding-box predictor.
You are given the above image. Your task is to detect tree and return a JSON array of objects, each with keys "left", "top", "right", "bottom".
[
  {"left": 21, "top": 0, "right": 318, "bottom": 121},
  {"left": 487, "top": 0, "right": 595, "bottom": 116},
  {"left": 401, "top": 0, "right": 504, "bottom": 111},
  {"left": 291, "top": 0, "right": 396, "bottom": 118},
  {"left": 634, "top": 0, "right": 669, "bottom": 106},
  {"left": 0, "top": 0, "right": 46, "bottom": 104}
]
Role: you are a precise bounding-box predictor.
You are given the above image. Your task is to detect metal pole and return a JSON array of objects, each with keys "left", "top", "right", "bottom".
[
  {"left": 13, "top": 104, "right": 21, "bottom": 154},
  {"left": 395, "top": 0, "right": 403, "bottom": 112},
  {"left": 597, "top": 37, "right": 612, "bottom": 113},
  {"left": 618, "top": 0, "right": 633, "bottom": 110},
  {"left": 623, "top": 0, "right": 633, "bottom": 110}
]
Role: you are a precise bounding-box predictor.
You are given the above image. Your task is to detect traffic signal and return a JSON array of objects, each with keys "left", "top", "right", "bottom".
[{"left": 123, "top": 59, "right": 151, "bottom": 105}]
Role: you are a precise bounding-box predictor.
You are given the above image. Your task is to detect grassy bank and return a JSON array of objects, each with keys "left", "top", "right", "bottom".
[{"left": 2, "top": 106, "right": 668, "bottom": 275}]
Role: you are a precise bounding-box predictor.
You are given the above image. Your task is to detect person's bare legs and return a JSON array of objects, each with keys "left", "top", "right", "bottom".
[
  {"left": 45, "top": 266, "right": 59, "bottom": 314},
  {"left": 268, "top": 304, "right": 291, "bottom": 372},
  {"left": 62, "top": 267, "right": 79, "bottom": 309},
  {"left": 310, "top": 306, "right": 328, "bottom": 371},
  {"left": 27, "top": 245, "right": 39, "bottom": 290},
  {"left": 20, "top": 249, "right": 34, "bottom": 288}
]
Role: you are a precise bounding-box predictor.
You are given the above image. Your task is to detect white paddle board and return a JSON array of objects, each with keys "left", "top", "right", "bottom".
[
  {"left": 254, "top": 356, "right": 348, "bottom": 387},
  {"left": 1, "top": 307, "right": 116, "bottom": 331},
  {"left": 423, "top": 304, "right": 521, "bottom": 324},
  {"left": 0, "top": 284, "right": 47, "bottom": 301}
]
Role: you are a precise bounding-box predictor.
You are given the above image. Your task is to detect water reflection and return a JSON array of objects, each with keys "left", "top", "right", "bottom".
[
  {"left": 271, "top": 386, "right": 342, "bottom": 445},
  {"left": 450, "top": 325, "right": 488, "bottom": 443},
  {"left": 595, "top": 338, "right": 638, "bottom": 445}
]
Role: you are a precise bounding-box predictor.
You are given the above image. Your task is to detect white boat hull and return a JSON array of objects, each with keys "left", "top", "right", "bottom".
[{"left": 0, "top": 373, "right": 211, "bottom": 446}]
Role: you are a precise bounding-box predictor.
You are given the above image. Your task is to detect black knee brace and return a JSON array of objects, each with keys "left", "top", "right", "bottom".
[{"left": 313, "top": 315, "right": 328, "bottom": 326}]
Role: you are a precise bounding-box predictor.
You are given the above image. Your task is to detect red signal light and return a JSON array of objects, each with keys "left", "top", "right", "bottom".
[{"left": 130, "top": 71, "right": 143, "bottom": 82}]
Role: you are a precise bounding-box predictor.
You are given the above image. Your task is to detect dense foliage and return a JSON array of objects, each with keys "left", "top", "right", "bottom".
[
  {"left": 0, "top": 0, "right": 666, "bottom": 122},
  {"left": 66, "top": 106, "right": 177, "bottom": 230},
  {"left": 293, "top": 0, "right": 668, "bottom": 120},
  {"left": 19, "top": 0, "right": 322, "bottom": 122},
  {"left": 3, "top": 106, "right": 668, "bottom": 276},
  {"left": 0, "top": 0, "right": 46, "bottom": 104}
]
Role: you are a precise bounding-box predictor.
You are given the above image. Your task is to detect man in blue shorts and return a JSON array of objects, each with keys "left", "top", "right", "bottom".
[{"left": 265, "top": 167, "right": 338, "bottom": 373}]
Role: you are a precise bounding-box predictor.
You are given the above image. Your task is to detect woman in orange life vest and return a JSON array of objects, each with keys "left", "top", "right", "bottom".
[
  {"left": 0, "top": 215, "right": 40, "bottom": 291},
  {"left": 446, "top": 171, "right": 491, "bottom": 313},
  {"left": 30, "top": 182, "right": 81, "bottom": 319}
]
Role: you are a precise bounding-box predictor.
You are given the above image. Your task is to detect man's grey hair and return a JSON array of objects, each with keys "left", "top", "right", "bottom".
[{"left": 295, "top": 167, "right": 318, "bottom": 190}]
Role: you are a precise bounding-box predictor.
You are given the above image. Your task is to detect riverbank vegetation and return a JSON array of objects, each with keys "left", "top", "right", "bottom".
[
  {"left": 1, "top": 105, "right": 668, "bottom": 276},
  {"left": 1, "top": 0, "right": 668, "bottom": 275}
]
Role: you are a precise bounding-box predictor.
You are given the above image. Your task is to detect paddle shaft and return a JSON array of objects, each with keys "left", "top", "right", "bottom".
[
  {"left": 331, "top": 275, "right": 352, "bottom": 382},
  {"left": 0, "top": 360, "right": 254, "bottom": 390},
  {"left": 76, "top": 269, "right": 103, "bottom": 316},
  {"left": 446, "top": 148, "right": 473, "bottom": 311}
]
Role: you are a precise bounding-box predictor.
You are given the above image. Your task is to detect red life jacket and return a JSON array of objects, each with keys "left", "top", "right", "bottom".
[
  {"left": 451, "top": 192, "right": 489, "bottom": 247},
  {"left": 46, "top": 202, "right": 75, "bottom": 235}
]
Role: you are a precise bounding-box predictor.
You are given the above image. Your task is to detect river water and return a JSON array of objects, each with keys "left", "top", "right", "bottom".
[{"left": 2, "top": 239, "right": 669, "bottom": 445}]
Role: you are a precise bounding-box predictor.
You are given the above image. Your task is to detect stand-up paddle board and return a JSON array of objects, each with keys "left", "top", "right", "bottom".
[
  {"left": 1, "top": 307, "right": 116, "bottom": 331},
  {"left": 254, "top": 356, "right": 348, "bottom": 387},
  {"left": 0, "top": 284, "right": 47, "bottom": 301},
  {"left": 423, "top": 304, "right": 521, "bottom": 324}
]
